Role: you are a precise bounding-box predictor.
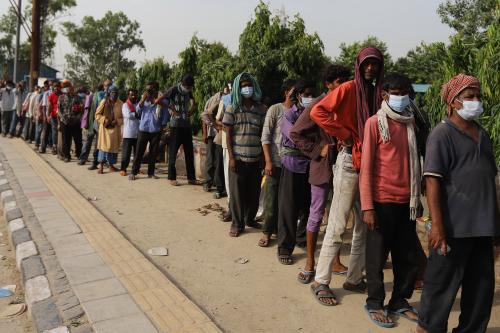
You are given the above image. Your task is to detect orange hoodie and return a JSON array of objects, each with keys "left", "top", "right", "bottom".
[{"left": 310, "top": 80, "right": 362, "bottom": 170}]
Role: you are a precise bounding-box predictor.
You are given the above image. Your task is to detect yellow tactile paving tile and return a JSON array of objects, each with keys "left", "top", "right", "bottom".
[{"left": 12, "top": 140, "right": 221, "bottom": 333}]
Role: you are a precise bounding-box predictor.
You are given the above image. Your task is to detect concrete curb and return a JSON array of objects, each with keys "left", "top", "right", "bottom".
[{"left": 0, "top": 158, "right": 91, "bottom": 333}]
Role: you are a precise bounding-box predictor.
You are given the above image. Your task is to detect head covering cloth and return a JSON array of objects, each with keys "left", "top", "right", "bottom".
[
  {"left": 231, "top": 72, "right": 262, "bottom": 111},
  {"left": 441, "top": 74, "right": 481, "bottom": 116},
  {"left": 354, "top": 47, "right": 384, "bottom": 141}
]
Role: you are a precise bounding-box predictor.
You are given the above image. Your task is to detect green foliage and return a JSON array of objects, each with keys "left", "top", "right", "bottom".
[
  {"left": 238, "top": 2, "right": 327, "bottom": 102},
  {"left": 126, "top": 57, "right": 174, "bottom": 92},
  {"left": 62, "top": 11, "right": 145, "bottom": 89},
  {"left": 0, "top": 0, "right": 76, "bottom": 65},
  {"left": 392, "top": 42, "right": 447, "bottom": 83},
  {"left": 334, "top": 36, "right": 393, "bottom": 71},
  {"left": 437, "top": 0, "right": 498, "bottom": 37}
]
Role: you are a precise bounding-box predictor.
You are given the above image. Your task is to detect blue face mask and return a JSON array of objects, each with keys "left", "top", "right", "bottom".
[
  {"left": 300, "top": 97, "right": 314, "bottom": 108},
  {"left": 388, "top": 94, "right": 410, "bottom": 112},
  {"left": 241, "top": 86, "right": 254, "bottom": 98}
]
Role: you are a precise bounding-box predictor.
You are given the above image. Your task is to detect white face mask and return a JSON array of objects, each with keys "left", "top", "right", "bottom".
[
  {"left": 300, "top": 97, "right": 314, "bottom": 108},
  {"left": 388, "top": 94, "right": 410, "bottom": 112},
  {"left": 61, "top": 87, "right": 69, "bottom": 94},
  {"left": 456, "top": 100, "right": 484, "bottom": 120},
  {"left": 241, "top": 86, "right": 254, "bottom": 98}
]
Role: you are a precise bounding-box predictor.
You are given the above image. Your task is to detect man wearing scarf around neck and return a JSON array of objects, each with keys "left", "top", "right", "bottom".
[
  {"left": 157, "top": 74, "right": 201, "bottom": 186},
  {"left": 223, "top": 72, "right": 267, "bottom": 237},
  {"left": 360, "top": 74, "right": 420, "bottom": 327},
  {"left": 120, "top": 88, "right": 140, "bottom": 176},
  {"left": 310, "top": 47, "right": 384, "bottom": 305},
  {"left": 417, "top": 74, "right": 499, "bottom": 333},
  {"left": 95, "top": 85, "right": 123, "bottom": 174}
]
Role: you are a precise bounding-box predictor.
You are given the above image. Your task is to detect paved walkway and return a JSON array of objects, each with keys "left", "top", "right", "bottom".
[{"left": 0, "top": 138, "right": 220, "bottom": 333}]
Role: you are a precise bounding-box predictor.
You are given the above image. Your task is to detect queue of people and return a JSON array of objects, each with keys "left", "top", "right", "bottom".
[{"left": 0, "top": 46, "right": 498, "bottom": 332}]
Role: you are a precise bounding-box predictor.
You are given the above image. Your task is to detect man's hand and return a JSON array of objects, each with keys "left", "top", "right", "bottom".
[
  {"left": 229, "top": 158, "right": 237, "bottom": 172},
  {"left": 202, "top": 132, "right": 207, "bottom": 144},
  {"left": 429, "top": 222, "right": 448, "bottom": 255},
  {"left": 362, "top": 210, "right": 377, "bottom": 231},
  {"left": 264, "top": 161, "right": 273, "bottom": 176},
  {"left": 320, "top": 144, "right": 329, "bottom": 158}
]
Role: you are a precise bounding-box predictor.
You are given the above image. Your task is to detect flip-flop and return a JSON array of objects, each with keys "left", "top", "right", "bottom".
[
  {"left": 364, "top": 305, "right": 395, "bottom": 328},
  {"left": 310, "top": 284, "right": 337, "bottom": 306},
  {"left": 277, "top": 254, "right": 293, "bottom": 265},
  {"left": 297, "top": 270, "right": 315, "bottom": 284},
  {"left": 332, "top": 269, "right": 348, "bottom": 276},
  {"left": 258, "top": 237, "right": 270, "bottom": 247},
  {"left": 388, "top": 306, "right": 419, "bottom": 323},
  {"left": 170, "top": 180, "right": 180, "bottom": 186}
]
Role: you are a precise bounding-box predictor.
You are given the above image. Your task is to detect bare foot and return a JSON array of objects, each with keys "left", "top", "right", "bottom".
[
  {"left": 415, "top": 325, "right": 428, "bottom": 333},
  {"left": 258, "top": 233, "right": 270, "bottom": 247}
]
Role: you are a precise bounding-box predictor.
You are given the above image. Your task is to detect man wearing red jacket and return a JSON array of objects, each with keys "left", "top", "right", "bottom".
[{"left": 309, "top": 47, "right": 384, "bottom": 306}]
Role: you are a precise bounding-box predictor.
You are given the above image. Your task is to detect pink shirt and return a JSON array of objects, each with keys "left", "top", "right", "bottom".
[{"left": 359, "top": 115, "right": 411, "bottom": 211}]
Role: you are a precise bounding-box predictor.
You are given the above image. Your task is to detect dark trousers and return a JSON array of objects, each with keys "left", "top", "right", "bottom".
[
  {"left": 213, "top": 144, "right": 225, "bottom": 192},
  {"left": 366, "top": 202, "right": 418, "bottom": 311},
  {"left": 262, "top": 167, "right": 281, "bottom": 235},
  {"left": 204, "top": 137, "right": 216, "bottom": 186},
  {"left": 61, "top": 122, "right": 82, "bottom": 159},
  {"left": 10, "top": 113, "right": 24, "bottom": 136},
  {"left": 168, "top": 127, "right": 195, "bottom": 181},
  {"left": 132, "top": 131, "right": 160, "bottom": 176},
  {"left": 418, "top": 237, "right": 495, "bottom": 333},
  {"left": 229, "top": 160, "right": 261, "bottom": 230},
  {"left": 120, "top": 138, "right": 137, "bottom": 171},
  {"left": 1, "top": 111, "right": 14, "bottom": 134},
  {"left": 277, "top": 167, "right": 310, "bottom": 255},
  {"left": 80, "top": 130, "right": 98, "bottom": 165}
]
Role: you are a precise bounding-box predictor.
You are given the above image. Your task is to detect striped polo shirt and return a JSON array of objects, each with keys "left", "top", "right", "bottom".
[{"left": 222, "top": 103, "right": 267, "bottom": 163}]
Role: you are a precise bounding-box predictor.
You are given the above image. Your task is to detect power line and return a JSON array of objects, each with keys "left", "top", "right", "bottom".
[{"left": 7, "top": 0, "right": 32, "bottom": 38}]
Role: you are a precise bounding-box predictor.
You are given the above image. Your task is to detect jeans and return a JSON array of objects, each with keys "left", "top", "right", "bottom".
[
  {"left": 307, "top": 183, "right": 330, "bottom": 233},
  {"left": 80, "top": 130, "right": 98, "bottom": 165},
  {"left": 41, "top": 117, "right": 58, "bottom": 151},
  {"left": 277, "top": 167, "right": 310, "bottom": 256},
  {"left": 418, "top": 237, "right": 495, "bottom": 333},
  {"left": 168, "top": 127, "right": 195, "bottom": 181},
  {"left": 22, "top": 116, "right": 32, "bottom": 140},
  {"left": 34, "top": 121, "right": 43, "bottom": 146},
  {"left": 1, "top": 111, "right": 14, "bottom": 134},
  {"left": 132, "top": 131, "right": 160, "bottom": 176},
  {"left": 9, "top": 112, "right": 24, "bottom": 136},
  {"left": 120, "top": 138, "right": 137, "bottom": 172},
  {"left": 315, "top": 149, "right": 366, "bottom": 286},
  {"left": 262, "top": 166, "right": 281, "bottom": 235},
  {"left": 366, "top": 203, "right": 418, "bottom": 311}
]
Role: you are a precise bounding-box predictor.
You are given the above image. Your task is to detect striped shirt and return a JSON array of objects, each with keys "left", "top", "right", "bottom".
[{"left": 223, "top": 103, "right": 267, "bottom": 162}]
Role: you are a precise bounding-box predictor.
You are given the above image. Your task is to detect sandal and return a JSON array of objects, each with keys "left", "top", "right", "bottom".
[
  {"left": 388, "top": 306, "right": 419, "bottom": 323},
  {"left": 188, "top": 179, "right": 202, "bottom": 185},
  {"left": 364, "top": 305, "right": 395, "bottom": 328},
  {"left": 170, "top": 180, "right": 180, "bottom": 186},
  {"left": 229, "top": 227, "right": 240, "bottom": 237},
  {"left": 258, "top": 235, "right": 270, "bottom": 247},
  {"left": 297, "top": 270, "right": 315, "bottom": 284},
  {"left": 246, "top": 221, "right": 262, "bottom": 229},
  {"left": 277, "top": 254, "right": 293, "bottom": 265},
  {"left": 310, "top": 284, "right": 338, "bottom": 306}
]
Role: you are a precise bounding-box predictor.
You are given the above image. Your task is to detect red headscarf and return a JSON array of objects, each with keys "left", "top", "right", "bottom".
[
  {"left": 441, "top": 74, "right": 481, "bottom": 116},
  {"left": 354, "top": 47, "right": 384, "bottom": 141}
]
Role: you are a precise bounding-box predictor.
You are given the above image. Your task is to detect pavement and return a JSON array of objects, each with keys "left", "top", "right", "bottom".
[
  {"left": 0, "top": 137, "right": 220, "bottom": 333},
  {"left": 0, "top": 136, "right": 499, "bottom": 333}
]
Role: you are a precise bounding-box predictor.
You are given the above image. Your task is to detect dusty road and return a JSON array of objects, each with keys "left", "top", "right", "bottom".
[{"left": 33, "top": 148, "right": 500, "bottom": 333}]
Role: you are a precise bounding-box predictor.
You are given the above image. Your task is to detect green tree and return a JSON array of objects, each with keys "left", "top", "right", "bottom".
[
  {"left": 62, "top": 11, "right": 145, "bottom": 89},
  {"left": 0, "top": 0, "right": 76, "bottom": 65},
  {"left": 334, "top": 36, "right": 393, "bottom": 71},
  {"left": 238, "top": 1, "right": 328, "bottom": 102},
  {"left": 437, "top": 0, "right": 498, "bottom": 37},
  {"left": 392, "top": 42, "right": 447, "bottom": 83},
  {"left": 125, "top": 57, "right": 174, "bottom": 92}
]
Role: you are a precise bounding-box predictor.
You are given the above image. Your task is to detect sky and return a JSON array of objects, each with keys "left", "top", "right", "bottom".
[{"left": 1, "top": 0, "right": 454, "bottom": 74}]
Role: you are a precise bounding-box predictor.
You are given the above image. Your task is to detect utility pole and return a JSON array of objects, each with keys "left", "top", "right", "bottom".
[
  {"left": 29, "top": 0, "right": 41, "bottom": 91},
  {"left": 13, "top": 0, "right": 22, "bottom": 83}
]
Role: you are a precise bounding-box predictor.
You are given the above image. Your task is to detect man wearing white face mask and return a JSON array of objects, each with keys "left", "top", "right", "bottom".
[
  {"left": 0, "top": 80, "right": 16, "bottom": 136},
  {"left": 360, "top": 74, "right": 421, "bottom": 327},
  {"left": 417, "top": 74, "right": 499, "bottom": 333}
]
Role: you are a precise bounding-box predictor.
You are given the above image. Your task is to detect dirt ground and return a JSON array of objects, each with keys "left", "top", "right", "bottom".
[
  {"left": 0, "top": 214, "right": 34, "bottom": 333},
  {"left": 34, "top": 150, "right": 500, "bottom": 333}
]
